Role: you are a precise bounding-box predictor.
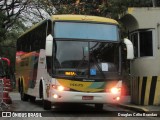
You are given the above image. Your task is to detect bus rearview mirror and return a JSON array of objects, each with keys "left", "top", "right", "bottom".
[
  {"left": 123, "top": 38, "right": 134, "bottom": 60},
  {"left": 46, "top": 34, "right": 53, "bottom": 56}
]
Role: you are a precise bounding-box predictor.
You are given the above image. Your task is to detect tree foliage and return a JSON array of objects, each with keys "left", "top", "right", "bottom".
[
  {"left": 0, "top": 0, "right": 55, "bottom": 39},
  {"left": 52, "top": 0, "right": 108, "bottom": 16},
  {"left": 0, "top": 0, "right": 55, "bottom": 36},
  {"left": 0, "top": 12, "right": 7, "bottom": 42},
  {"left": 0, "top": 0, "right": 29, "bottom": 30},
  {"left": 21, "top": 0, "right": 55, "bottom": 26},
  {"left": 51, "top": 0, "right": 160, "bottom": 18},
  {"left": 0, "top": 0, "right": 55, "bottom": 67}
]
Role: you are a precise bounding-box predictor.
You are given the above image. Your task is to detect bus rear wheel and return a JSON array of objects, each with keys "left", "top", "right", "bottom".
[
  {"left": 95, "top": 103, "right": 103, "bottom": 110},
  {"left": 20, "top": 82, "right": 28, "bottom": 101}
]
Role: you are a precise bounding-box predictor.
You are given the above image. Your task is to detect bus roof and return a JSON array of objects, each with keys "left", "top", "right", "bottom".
[
  {"left": 18, "top": 15, "right": 118, "bottom": 39},
  {"left": 51, "top": 15, "right": 119, "bottom": 24}
]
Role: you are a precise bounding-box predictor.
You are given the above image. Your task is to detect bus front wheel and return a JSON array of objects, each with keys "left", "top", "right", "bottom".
[
  {"left": 29, "top": 96, "right": 36, "bottom": 103},
  {"left": 40, "top": 81, "right": 51, "bottom": 110},
  {"left": 43, "top": 100, "right": 51, "bottom": 110}
]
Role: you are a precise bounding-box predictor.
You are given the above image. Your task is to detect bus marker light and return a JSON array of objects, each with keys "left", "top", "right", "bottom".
[{"left": 51, "top": 85, "right": 56, "bottom": 89}]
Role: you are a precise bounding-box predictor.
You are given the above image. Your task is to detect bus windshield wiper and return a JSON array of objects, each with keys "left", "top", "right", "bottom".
[
  {"left": 90, "top": 52, "right": 106, "bottom": 79},
  {"left": 75, "top": 56, "right": 86, "bottom": 76},
  {"left": 75, "top": 46, "right": 89, "bottom": 77}
]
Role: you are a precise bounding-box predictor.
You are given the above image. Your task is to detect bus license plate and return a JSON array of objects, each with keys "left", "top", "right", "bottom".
[{"left": 82, "top": 96, "right": 93, "bottom": 100}]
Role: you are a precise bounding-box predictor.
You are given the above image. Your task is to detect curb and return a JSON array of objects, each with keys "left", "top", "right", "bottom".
[{"left": 117, "top": 104, "right": 149, "bottom": 112}]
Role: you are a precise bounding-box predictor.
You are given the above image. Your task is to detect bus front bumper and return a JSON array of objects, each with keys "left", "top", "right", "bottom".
[{"left": 48, "top": 90, "right": 121, "bottom": 104}]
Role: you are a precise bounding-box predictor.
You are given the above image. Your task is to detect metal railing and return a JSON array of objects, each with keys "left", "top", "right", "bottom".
[{"left": 0, "top": 79, "right": 9, "bottom": 111}]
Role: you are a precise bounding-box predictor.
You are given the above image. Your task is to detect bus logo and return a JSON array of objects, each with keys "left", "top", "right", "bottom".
[{"left": 70, "top": 83, "right": 83, "bottom": 87}]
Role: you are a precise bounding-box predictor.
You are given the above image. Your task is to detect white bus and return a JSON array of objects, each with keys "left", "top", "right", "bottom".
[{"left": 16, "top": 15, "right": 134, "bottom": 110}]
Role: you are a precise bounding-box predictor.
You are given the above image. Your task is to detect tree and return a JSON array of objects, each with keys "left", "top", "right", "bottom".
[
  {"left": 51, "top": 0, "right": 160, "bottom": 18},
  {"left": 0, "top": 12, "right": 7, "bottom": 42},
  {"left": 0, "top": 0, "right": 30, "bottom": 31},
  {"left": 0, "top": 0, "right": 55, "bottom": 37},
  {"left": 51, "top": 0, "right": 129, "bottom": 20},
  {"left": 20, "top": 0, "right": 55, "bottom": 26},
  {"left": 0, "top": 0, "right": 56, "bottom": 69}
]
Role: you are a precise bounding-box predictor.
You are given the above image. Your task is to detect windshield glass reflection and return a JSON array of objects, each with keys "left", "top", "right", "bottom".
[{"left": 53, "top": 40, "right": 120, "bottom": 80}]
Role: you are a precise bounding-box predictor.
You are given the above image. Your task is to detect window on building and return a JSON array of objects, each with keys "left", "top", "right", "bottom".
[{"left": 130, "top": 29, "right": 153, "bottom": 58}]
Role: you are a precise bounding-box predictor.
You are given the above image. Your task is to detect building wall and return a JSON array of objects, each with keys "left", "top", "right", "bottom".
[
  {"left": 128, "top": 8, "right": 160, "bottom": 28},
  {"left": 122, "top": 7, "right": 160, "bottom": 76},
  {"left": 130, "top": 76, "right": 160, "bottom": 105}
]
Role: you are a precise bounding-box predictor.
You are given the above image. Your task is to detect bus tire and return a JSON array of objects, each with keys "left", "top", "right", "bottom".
[
  {"left": 43, "top": 100, "right": 51, "bottom": 110},
  {"left": 29, "top": 96, "right": 36, "bottom": 103},
  {"left": 40, "top": 80, "right": 51, "bottom": 110},
  {"left": 18, "top": 79, "right": 21, "bottom": 93},
  {"left": 95, "top": 103, "right": 103, "bottom": 110},
  {"left": 20, "top": 81, "right": 28, "bottom": 101}
]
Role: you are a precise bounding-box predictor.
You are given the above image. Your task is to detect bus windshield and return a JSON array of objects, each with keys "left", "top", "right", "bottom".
[
  {"left": 53, "top": 40, "right": 121, "bottom": 80},
  {"left": 54, "top": 22, "right": 119, "bottom": 41}
]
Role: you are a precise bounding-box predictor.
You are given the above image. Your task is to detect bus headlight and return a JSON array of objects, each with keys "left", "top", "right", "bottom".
[
  {"left": 51, "top": 85, "right": 70, "bottom": 91},
  {"left": 57, "top": 86, "right": 64, "bottom": 91},
  {"left": 111, "top": 87, "right": 121, "bottom": 94},
  {"left": 53, "top": 94, "right": 58, "bottom": 99}
]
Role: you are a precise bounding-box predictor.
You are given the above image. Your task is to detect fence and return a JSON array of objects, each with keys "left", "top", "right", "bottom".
[
  {"left": 0, "top": 79, "right": 9, "bottom": 111},
  {"left": 0, "top": 46, "right": 16, "bottom": 89}
]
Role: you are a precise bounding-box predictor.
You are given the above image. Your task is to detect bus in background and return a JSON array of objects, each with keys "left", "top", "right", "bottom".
[{"left": 16, "top": 15, "right": 134, "bottom": 110}]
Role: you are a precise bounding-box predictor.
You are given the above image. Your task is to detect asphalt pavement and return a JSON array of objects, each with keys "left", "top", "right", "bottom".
[{"left": 7, "top": 92, "right": 160, "bottom": 112}]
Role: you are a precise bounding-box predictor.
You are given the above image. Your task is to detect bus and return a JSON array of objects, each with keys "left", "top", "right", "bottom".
[{"left": 16, "top": 15, "right": 134, "bottom": 110}]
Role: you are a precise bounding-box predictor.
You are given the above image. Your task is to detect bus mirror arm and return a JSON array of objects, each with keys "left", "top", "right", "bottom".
[
  {"left": 123, "top": 38, "right": 134, "bottom": 60},
  {"left": 46, "top": 34, "right": 53, "bottom": 56}
]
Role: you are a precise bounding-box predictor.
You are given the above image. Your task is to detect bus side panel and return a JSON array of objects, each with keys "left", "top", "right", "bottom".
[
  {"left": 28, "top": 49, "right": 50, "bottom": 98},
  {"left": 15, "top": 51, "right": 40, "bottom": 94}
]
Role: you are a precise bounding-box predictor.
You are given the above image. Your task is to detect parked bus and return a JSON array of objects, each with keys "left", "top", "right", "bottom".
[{"left": 16, "top": 15, "right": 134, "bottom": 110}]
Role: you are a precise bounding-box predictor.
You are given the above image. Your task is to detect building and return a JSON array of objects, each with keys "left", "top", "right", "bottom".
[{"left": 121, "top": 7, "right": 160, "bottom": 105}]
